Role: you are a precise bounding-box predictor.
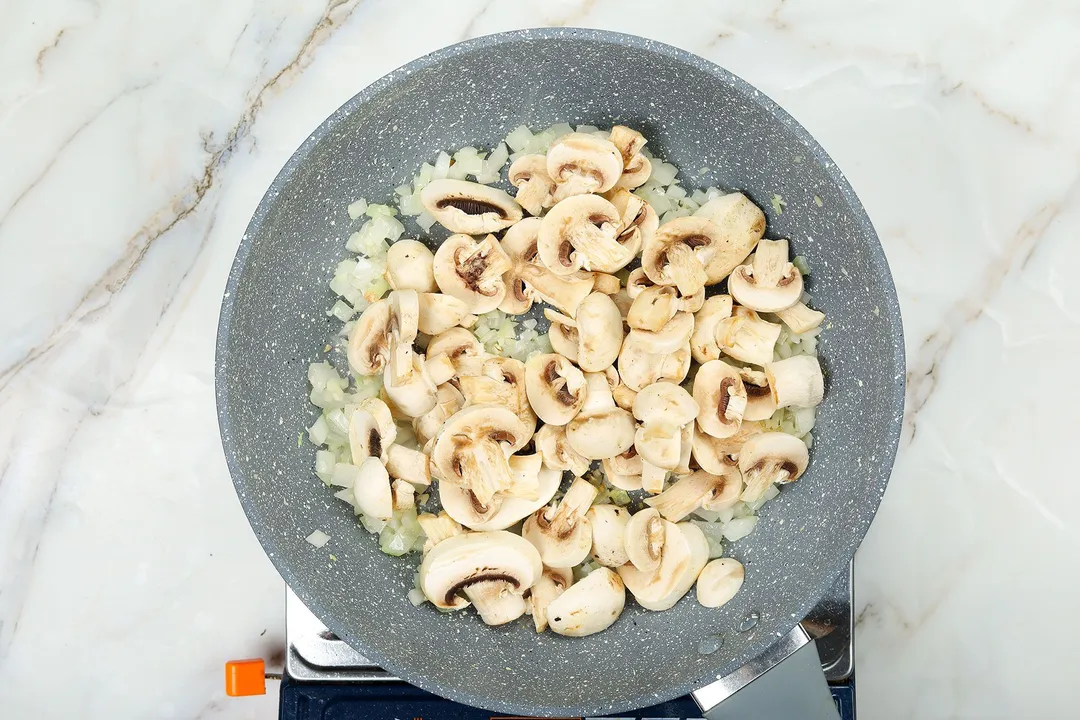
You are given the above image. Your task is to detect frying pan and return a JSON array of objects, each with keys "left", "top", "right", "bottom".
[{"left": 216, "top": 29, "right": 904, "bottom": 718}]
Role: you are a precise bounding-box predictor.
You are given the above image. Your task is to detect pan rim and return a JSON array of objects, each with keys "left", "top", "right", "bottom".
[{"left": 215, "top": 26, "right": 905, "bottom": 716}]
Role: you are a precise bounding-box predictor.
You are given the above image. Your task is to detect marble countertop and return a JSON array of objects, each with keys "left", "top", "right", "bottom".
[{"left": 2, "top": 1, "right": 1078, "bottom": 718}]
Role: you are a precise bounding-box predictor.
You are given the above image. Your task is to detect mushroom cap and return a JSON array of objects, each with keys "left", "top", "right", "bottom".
[
  {"left": 716, "top": 306, "right": 782, "bottom": 367},
  {"left": 565, "top": 374, "right": 636, "bottom": 460},
  {"left": 627, "top": 285, "right": 679, "bottom": 332},
  {"left": 692, "top": 192, "right": 767, "bottom": 281},
  {"left": 418, "top": 530, "right": 542, "bottom": 610},
  {"left": 528, "top": 566, "right": 574, "bottom": 632},
  {"left": 534, "top": 424, "right": 592, "bottom": 477},
  {"left": 346, "top": 299, "right": 392, "bottom": 376},
  {"left": 348, "top": 398, "right": 397, "bottom": 464},
  {"left": 433, "top": 233, "right": 513, "bottom": 314},
  {"left": 352, "top": 457, "right": 392, "bottom": 521},
  {"left": 632, "top": 381, "right": 699, "bottom": 426},
  {"left": 431, "top": 404, "right": 531, "bottom": 504},
  {"left": 546, "top": 132, "right": 624, "bottom": 200},
  {"left": 740, "top": 367, "right": 779, "bottom": 421},
  {"left": 574, "top": 292, "right": 625, "bottom": 372},
  {"left": 588, "top": 505, "right": 631, "bottom": 567},
  {"left": 765, "top": 355, "right": 824, "bottom": 410},
  {"left": 547, "top": 319, "right": 579, "bottom": 363},
  {"left": 696, "top": 558, "right": 745, "bottom": 608},
  {"left": 623, "top": 508, "right": 666, "bottom": 573},
  {"left": 420, "top": 178, "right": 523, "bottom": 234},
  {"left": 738, "top": 431, "right": 810, "bottom": 502},
  {"left": 728, "top": 239, "right": 804, "bottom": 313},
  {"left": 385, "top": 239, "right": 437, "bottom": 293},
  {"left": 633, "top": 522, "right": 709, "bottom": 611},
  {"left": 691, "top": 421, "right": 763, "bottom": 474},
  {"left": 634, "top": 421, "right": 683, "bottom": 470},
  {"left": 694, "top": 359, "right": 749, "bottom": 439},
  {"left": 416, "top": 292, "right": 472, "bottom": 336},
  {"left": 525, "top": 353, "right": 588, "bottom": 426},
  {"left": 508, "top": 154, "right": 556, "bottom": 216},
  {"left": 625, "top": 267, "right": 654, "bottom": 298},
  {"left": 537, "top": 194, "right": 628, "bottom": 276},
  {"left": 690, "top": 294, "right": 733, "bottom": 363},
  {"left": 618, "top": 516, "right": 688, "bottom": 604},
  {"left": 382, "top": 353, "right": 438, "bottom": 418},
  {"left": 625, "top": 312, "right": 694, "bottom": 355},
  {"left": 441, "top": 457, "right": 561, "bottom": 531},
  {"left": 546, "top": 567, "right": 626, "bottom": 637},
  {"left": 603, "top": 449, "right": 644, "bottom": 491}
]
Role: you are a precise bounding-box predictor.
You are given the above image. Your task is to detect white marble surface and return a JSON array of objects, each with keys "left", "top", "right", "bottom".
[{"left": 2, "top": 1, "right": 1078, "bottom": 717}]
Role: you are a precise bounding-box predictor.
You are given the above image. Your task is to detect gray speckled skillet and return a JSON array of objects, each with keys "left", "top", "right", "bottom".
[{"left": 216, "top": 28, "right": 904, "bottom": 717}]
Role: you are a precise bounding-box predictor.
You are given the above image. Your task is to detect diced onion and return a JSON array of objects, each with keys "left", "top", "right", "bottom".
[{"left": 305, "top": 530, "right": 331, "bottom": 548}]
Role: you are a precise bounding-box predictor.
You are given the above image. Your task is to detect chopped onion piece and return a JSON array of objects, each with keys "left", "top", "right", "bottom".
[{"left": 305, "top": 530, "right": 331, "bottom": 548}]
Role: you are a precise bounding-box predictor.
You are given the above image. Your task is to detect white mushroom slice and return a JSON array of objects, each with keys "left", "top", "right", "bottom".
[
  {"left": 455, "top": 356, "right": 536, "bottom": 442},
  {"left": 416, "top": 293, "right": 472, "bottom": 335},
  {"left": 635, "top": 422, "right": 682, "bottom": 471},
  {"left": 426, "top": 327, "right": 486, "bottom": 375},
  {"left": 418, "top": 530, "right": 542, "bottom": 625},
  {"left": 499, "top": 217, "right": 595, "bottom": 316},
  {"left": 588, "top": 505, "right": 631, "bottom": 567},
  {"left": 385, "top": 443, "right": 431, "bottom": 489},
  {"left": 715, "top": 306, "right": 782, "bottom": 366},
  {"left": 528, "top": 566, "right": 573, "bottom": 633},
  {"left": 441, "top": 456, "right": 560, "bottom": 531},
  {"left": 645, "top": 468, "right": 742, "bottom": 521},
  {"left": 675, "top": 422, "right": 695, "bottom": 476},
  {"left": 546, "top": 132, "right": 624, "bottom": 200},
  {"left": 610, "top": 125, "right": 647, "bottom": 165},
  {"left": 525, "top": 353, "right": 587, "bottom": 425},
  {"left": 386, "top": 290, "right": 420, "bottom": 386},
  {"left": 537, "top": 194, "right": 630, "bottom": 276},
  {"left": 346, "top": 299, "right": 392, "bottom": 376},
  {"left": 385, "top": 239, "right": 437, "bottom": 293},
  {"left": 618, "top": 517, "right": 688, "bottom": 604},
  {"left": 626, "top": 312, "right": 694, "bottom": 355},
  {"left": 565, "top": 372, "right": 637, "bottom": 460},
  {"left": 633, "top": 381, "right": 699, "bottom": 427},
  {"left": 633, "top": 522, "right": 709, "bottom": 611},
  {"left": 625, "top": 267, "right": 654, "bottom": 298},
  {"left": 617, "top": 328, "right": 693, "bottom": 392},
  {"left": 348, "top": 398, "right": 397, "bottom": 464},
  {"left": 776, "top": 301, "right": 826, "bottom": 334},
  {"left": 738, "top": 431, "right": 810, "bottom": 502},
  {"left": 595, "top": 188, "right": 657, "bottom": 271},
  {"left": 433, "top": 233, "right": 513, "bottom": 314},
  {"left": 692, "top": 192, "right": 767, "bottom": 282},
  {"left": 431, "top": 404, "right": 530, "bottom": 505},
  {"left": 352, "top": 457, "right": 392, "bottom": 521},
  {"left": 424, "top": 352, "right": 457, "bottom": 387},
  {"left": 740, "top": 367, "right": 778, "bottom": 421},
  {"left": 391, "top": 479, "right": 416, "bottom": 511},
  {"left": 627, "top": 285, "right": 678, "bottom": 332},
  {"left": 690, "top": 295, "right": 733, "bottom": 363},
  {"left": 765, "top": 355, "right": 824, "bottom": 409},
  {"left": 729, "top": 239, "right": 804, "bottom": 312},
  {"left": 522, "top": 477, "right": 598, "bottom": 568},
  {"left": 587, "top": 271, "right": 623, "bottom": 295},
  {"left": 696, "top": 558, "right": 745, "bottom": 608},
  {"left": 615, "top": 153, "right": 652, "bottom": 190},
  {"left": 545, "top": 309, "right": 580, "bottom": 364},
  {"left": 382, "top": 353, "right": 437, "bottom": 418},
  {"left": 602, "top": 450, "right": 643, "bottom": 491},
  {"left": 691, "top": 421, "right": 763, "bottom": 475},
  {"left": 412, "top": 382, "right": 464, "bottom": 447},
  {"left": 623, "top": 508, "right": 666, "bottom": 573},
  {"left": 574, "top": 292, "right": 625, "bottom": 372},
  {"left": 420, "top": 178, "right": 523, "bottom": 235},
  {"left": 611, "top": 287, "right": 633, "bottom": 319},
  {"left": 417, "top": 511, "right": 463, "bottom": 554},
  {"left": 508, "top": 154, "right": 556, "bottom": 216},
  {"left": 640, "top": 461, "right": 669, "bottom": 495},
  {"left": 694, "top": 359, "right": 748, "bottom": 439},
  {"left": 547, "top": 567, "right": 626, "bottom": 637},
  {"left": 641, "top": 217, "right": 717, "bottom": 295},
  {"left": 534, "top": 424, "right": 592, "bottom": 477},
  {"left": 700, "top": 467, "right": 743, "bottom": 512}
]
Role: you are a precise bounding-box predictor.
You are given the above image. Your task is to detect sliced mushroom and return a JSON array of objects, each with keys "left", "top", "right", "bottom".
[
  {"left": 694, "top": 359, "right": 748, "bottom": 439},
  {"left": 418, "top": 530, "right": 542, "bottom": 626},
  {"left": 352, "top": 456, "right": 392, "bottom": 521},
  {"left": 692, "top": 191, "right": 767, "bottom": 282},
  {"left": 635, "top": 421, "right": 682, "bottom": 472},
  {"left": 696, "top": 558, "right": 745, "bottom": 608},
  {"left": 618, "top": 516, "right": 689, "bottom": 606},
  {"left": 456, "top": 356, "right": 536, "bottom": 443},
  {"left": 546, "top": 567, "right": 626, "bottom": 637},
  {"left": 632, "top": 382, "right": 698, "bottom": 476},
  {"left": 626, "top": 311, "right": 694, "bottom": 354},
  {"left": 740, "top": 367, "right": 778, "bottom": 421},
  {"left": 385, "top": 239, "right": 437, "bottom": 293},
  {"left": 534, "top": 424, "right": 592, "bottom": 477},
  {"left": 675, "top": 421, "right": 695, "bottom": 476},
  {"left": 587, "top": 271, "right": 623, "bottom": 295},
  {"left": 528, "top": 566, "right": 573, "bottom": 632},
  {"left": 441, "top": 456, "right": 561, "bottom": 531},
  {"left": 738, "top": 431, "right": 809, "bottom": 502},
  {"left": 431, "top": 404, "right": 530, "bottom": 505},
  {"left": 597, "top": 188, "right": 657, "bottom": 271},
  {"left": 508, "top": 154, "right": 556, "bottom": 216},
  {"left": 522, "top": 477, "right": 598, "bottom": 568},
  {"left": 625, "top": 267, "right": 654, "bottom": 298},
  {"left": 417, "top": 511, "right": 463, "bottom": 554},
  {"left": 645, "top": 468, "right": 742, "bottom": 521},
  {"left": 391, "top": 479, "right": 416, "bottom": 511},
  {"left": 765, "top": 355, "right": 824, "bottom": 409},
  {"left": 588, "top": 505, "right": 631, "bottom": 567},
  {"left": 537, "top": 194, "right": 630, "bottom": 276},
  {"left": 426, "top": 327, "right": 485, "bottom": 375},
  {"left": 545, "top": 311, "right": 579, "bottom": 364},
  {"left": 348, "top": 398, "right": 397, "bottom": 464},
  {"left": 715, "top": 305, "right": 782, "bottom": 366},
  {"left": 623, "top": 508, "right": 666, "bottom": 573},
  {"left": 776, "top": 301, "right": 826, "bottom": 334},
  {"left": 416, "top": 293, "right": 473, "bottom": 336},
  {"left": 616, "top": 153, "right": 652, "bottom": 190},
  {"left": 546, "top": 132, "right": 624, "bottom": 200},
  {"left": 346, "top": 299, "right": 392, "bottom": 376},
  {"left": 728, "top": 239, "right": 804, "bottom": 312},
  {"left": 633, "top": 381, "right": 699, "bottom": 427},
  {"left": 610, "top": 125, "right": 651, "bottom": 190},
  {"left": 424, "top": 352, "right": 457, "bottom": 387},
  {"left": 629, "top": 522, "right": 709, "bottom": 611},
  {"left": 499, "top": 217, "right": 594, "bottom": 316},
  {"left": 640, "top": 461, "right": 669, "bottom": 495},
  {"left": 412, "top": 382, "right": 465, "bottom": 447},
  {"left": 384, "top": 290, "right": 420, "bottom": 387},
  {"left": 690, "top": 294, "right": 733, "bottom": 363},
  {"left": 525, "top": 353, "right": 587, "bottom": 425},
  {"left": 385, "top": 443, "right": 431, "bottom": 489},
  {"left": 420, "top": 179, "right": 523, "bottom": 235},
  {"left": 565, "top": 372, "right": 637, "bottom": 460},
  {"left": 691, "top": 421, "right": 763, "bottom": 475},
  {"left": 602, "top": 449, "right": 643, "bottom": 491},
  {"left": 575, "top": 292, "right": 625, "bottom": 371},
  {"left": 641, "top": 217, "right": 716, "bottom": 295},
  {"left": 617, "top": 327, "right": 694, "bottom": 393},
  {"left": 433, "top": 233, "right": 513, "bottom": 314}
]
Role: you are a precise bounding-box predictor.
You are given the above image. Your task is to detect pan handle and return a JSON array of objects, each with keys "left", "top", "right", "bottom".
[{"left": 691, "top": 623, "right": 840, "bottom": 720}]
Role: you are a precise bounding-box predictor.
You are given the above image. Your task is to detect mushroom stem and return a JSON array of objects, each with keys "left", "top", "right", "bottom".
[
  {"left": 664, "top": 243, "right": 709, "bottom": 296},
  {"left": 545, "top": 477, "right": 598, "bottom": 534},
  {"left": 466, "top": 441, "right": 516, "bottom": 506}
]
